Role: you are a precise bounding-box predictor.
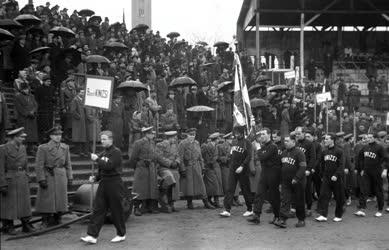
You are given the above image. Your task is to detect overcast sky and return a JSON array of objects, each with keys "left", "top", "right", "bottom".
[{"left": 20, "top": 0, "right": 243, "bottom": 45}]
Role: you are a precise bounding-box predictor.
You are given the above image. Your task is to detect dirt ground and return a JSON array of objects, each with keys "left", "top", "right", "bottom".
[{"left": 1, "top": 198, "right": 389, "bottom": 250}]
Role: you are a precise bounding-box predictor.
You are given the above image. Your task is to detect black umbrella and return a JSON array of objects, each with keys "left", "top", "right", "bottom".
[
  {"left": 213, "top": 41, "right": 229, "bottom": 47},
  {"left": 86, "top": 55, "right": 110, "bottom": 64},
  {"left": 248, "top": 84, "right": 266, "bottom": 94},
  {"left": 187, "top": 105, "right": 214, "bottom": 112},
  {"left": 200, "top": 62, "right": 215, "bottom": 68},
  {"left": 0, "top": 28, "right": 15, "bottom": 41},
  {"left": 131, "top": 23, "right": 149, "bottom": 33},
  {"left": 14, "top": 14, "right": 42, "bottom": 26},
  {"left": 28, "top": 46, "right": 51, "bottom": 56},
  {"left": 88, "top": 16, "right": 102, "bottom": 24},
  {"left": 167, "top": 32, "right": 180, "bottom": 39},
  {"left": 0, "top": 19, "right": 23, "bottom": 30},
  {"left": 170, "top": 76, "right": 197, "bottom": 88},
  {"left": 173, "top": 40, "right": 186, "bottom": 48},
  {"left": 108, "top": 22, "right": 122, "bottom": 32},
  {"left": 27, "top": 27, "right": 44, "bottom": 36},
  {"left": 217, "top": 81, "right": 233, "bottom": 92},
  {"left": 117, "top": 80, "right": 148, "bottom": 92},
  {"left": 78, "top": 9, "right": 95, "bottom": 17},
  {"left": 50, "top": 26, "right": 76, "bottom": 38},
  {"left": 104, "top": 41, "right": 128, "bottom": 51},
  {"left": 196, "top": 41, "right": 208, "bottom": 46},
  {"left": 255, "top": 75, "right": 271, "bottom": 83},
  {"left": 268, "top": 85, "right": 289, "bottom": 92},
  {"left": 250, "top": 98, "right": 268, "bottom": 108}
]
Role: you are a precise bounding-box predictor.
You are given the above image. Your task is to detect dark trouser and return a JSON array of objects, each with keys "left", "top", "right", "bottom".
[
  {"left": 87, "top": 177, "right": 126, "bottom": 238},
  {"left": 280, "top": 179, "right": 306, "bottom": 221},
  {"left": 317, "top": 176, "right": 345, "bottom": 218},
  {"left": 344, "top": 171, "right": 355, "bottom": 199},
  {"left": 387, "top": 175, "right": 389, "bottom": 205},
  {"left": 312, "top": 171, "right": 322, "bottom": 198},
  {"left": 223, "top": 170, "right": 253, "bottom": 212},
  {"left": 37, "top": 111, "right": 53, "bottom": 143},
  {"left": 358, "top": 170, "right": 384, "bottom": 211},
  {"left": 253, "top": 169, "right": 281, "bottom": 218},
  {"left": 305, "top": 175, "right": 313, "bottom": 210}
]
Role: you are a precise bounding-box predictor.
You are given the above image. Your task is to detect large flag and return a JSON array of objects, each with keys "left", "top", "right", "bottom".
[{"left": 233, "top": 53, "right": 254, "bottom": 132}]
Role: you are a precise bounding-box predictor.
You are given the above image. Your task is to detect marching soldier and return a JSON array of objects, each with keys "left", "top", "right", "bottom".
[
  {"left": 156, "top": 131, "right": 181, "bottom": 213},
  {"left": 178, "top": 128, "right": 213, "bottom": 209},
  {"left": 0, "top": 128, "right": 34, "bottom": 234},
  {"left": 35, "top": 126, "right": 73, "bottom": 227},
  {"left": 201, "top": 132, "right": 224, "bottom": 208},
  {"left": 315, "top": 134, "right": 345, "bottom": 222},
  {"left": 343, "top": 133, "right": 355, "bottom": 206},
  {"left": 130, "top": 127, "right": 172, "bottom": 216},
  {"left": 376, "top": 131, "right": 389, "bottom": 212}
]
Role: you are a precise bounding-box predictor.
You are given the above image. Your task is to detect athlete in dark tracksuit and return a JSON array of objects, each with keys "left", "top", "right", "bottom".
[
  {"left": 356, "top": 136, "right": 386, "bottom": 214},
  {"left": 249, "top": 131, "right": 281, "bottom": 224},
  {"left": 276, "top": 136, "right": 306, "bottom": 228},
  {"left": 317, "top": 135, "right": 345, "bottom": 219}
]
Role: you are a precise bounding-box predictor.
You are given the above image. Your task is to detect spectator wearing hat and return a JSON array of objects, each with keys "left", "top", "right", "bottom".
[
  {"left": 0, "top": 91, "right": 10, "bottom": 144},
  {"left": 104, "top": 95, "right": 124, "bottom": 149},
  {"left": 13, "top": 70, "right": 29, "bottom": 93},
  {"left": 70, "top": 90, "right": 88, "bottom": 156},
  {"left": 178, "top": 128, "right": 213, "bottom": 209},
  {"left": 175, "top": 88, "right": 186, "bottom": 130},
  {"left": 343, "top": 133, "right": 355, "bottom": 206},
  {"left": 14, "top": 85, "right": 38, "bottom": 154},
  {"left": 156, "top": 131, "right": 181, "bottom": 212},
  {"left": 280, "top": 103, "right": 291, "bottom": 139},
  {"left": 130, "top": 126, "right": 172, "bottom": 215},
  {"left": 160, "top": 103, "right": 179, "bottom": 131},
  {"left": 60, "top": 77, "right": 77, "bottom": 141},
  {"left": 201, "top": 132, "right": 224, "bottom": 208},
  {"left": 35, "top": 126, "right": 73, "bottom": 227},
  {"left": 347, "top": 85, "right": 361, "bottom": 112},
  {"left": 164, "top": 90, "right": 177, "bottom": 114},
  {"left": 34, "top": 75, "right": 55, "bottom": 142},
  {"left": 0, "top": 127, "right": 34, "bottom": 235},
  {"left": 155, "top": 67, "right": 168, "bottom": 110}
]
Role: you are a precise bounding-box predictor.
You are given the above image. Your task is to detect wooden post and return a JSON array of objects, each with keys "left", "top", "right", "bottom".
[{"left": 90, "top": 108, "right": 97, "bottom": 210}]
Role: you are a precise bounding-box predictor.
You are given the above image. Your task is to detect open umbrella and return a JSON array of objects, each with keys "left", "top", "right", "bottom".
[
  {"left": 78, "top": 9, "right": 95, "bottom": 17},
  {"left": 86, "top": 55, "right": 110, "bottom": 64},
  {"left": 250, "top": 98, "right": 268, "bottom": 108},
  {"left": 0, "top": 19, "right": 23, "bottom": 30},
  {"left": 108, "top": 22, "right": 122, "bottom": 32},
  {"left": 14, "top": 14, "right": 41, "bottom": 26},
  {"left": 167, "top": 32, "right": 180, "bottom": 39},
  {"left": 213, "top": 41, "right": 229, "bottom": 47},
  {"left": 50, "top": 26, "right": 76, "bottom": 38},
  {"left": 0, "top": 28, "right": 15, "bottom": 41},
  {"left": 268, "top": 85, "right": 289, "bottom": 92},
  {"left": 170, "top": 76, "right": 196, "bottom": 88},
  {"left": 217, "top": 81, "right": 233, "bottom": 92},
  {"left": 200, "top": 62, "right": 215, "bottom": 68},
  {"left": 27, "top": 26, "right": 44, "bottom": 36},
  {"left": 173, "top": 40, "right": 186, "bottom": 47},
  {"left": 196, "top": 41, "right": 208, "bottom": 46},
  {"left": 117, "top": 80, "right": 148, "bottom": 92},
  {"left": 256, "top": 75, "right": 271, "bottom": 83},
  {"left": 248, "top": 84, "right": 267, "bottom": 94},
  {"left": 28, "top": 46, "right": 51, "bottom": 56},
  {"left": 88, "top": 16, "right": 102, "bottom": 24},
  {"left": 187, "top": 105, "right": 214, "bottom": 112},
  {"left": 131, "top": 23, "right": 149, "bottom": 33},
  {"left": 104, "top": 41, "right": 128, "bottom": 51}
]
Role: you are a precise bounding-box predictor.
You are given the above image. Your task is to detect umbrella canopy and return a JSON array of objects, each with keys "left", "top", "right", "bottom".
[
  {"left": 213, "top": 41, "right": 229, "bottom": 47},
  {"left": 78, "top": 9, "right": 95, "bottom": 17},
  {"left": 268, "top": 85, "right": 289, "bottom": 92},
  {"left": 256, "top": 75, "right": 271, "bottom": 83},
  {"left": 196, "top": 41, "right": 208, "bottom": 46},
  {"left": 200, "top": 62, "right": 215, "bottom": 68},
  {"left": 250, "top": 98, "right": 268, "bottom": 108},
  {"left": 248, "top": 84, "right": 267, "bottom": 93},
  {"left": 167, "top": 32, "right": 180, "bottom": 38},
  {"left": 27, "top": 26, "right": 44, "bottom": 36},
  {"left": 187, "top": 105, "right": 215, "bottom": 112},
  {"left": 50, "top": 26, "right": 76, "bottom": 38},
  {"left": 88, "top": 16, "right": 102, "bottom": 24},
  {"left": 131, "top": 23, "right": 149, "bottom": 33},
  {"left": 104, "top": 41, "right": 128, "bottom": 51},
  {"left": 86, "top": 55, "right": 110, "bottom": 64},
  {"left": 28, "top": 46, "right": 51, "bottom": 56},
  {"left": 108, "top": 22, "right": 122, "bottom": 32},
  {"left": 0, "top": 19, "right": 23, "bottom": 30},
  {"left": 117, "top": 80, "right": 148, "bottom": 92},
  {"left": 0, "top": 28, "right": 15, "bottom": 41},
  {"left": 217, "top": 81, "right": 233, "bottom": 92},
  {"left": 14, "top": 14, "right": 42, "bottom": 26},
  {"left": 173, "top": 40, "right": 186, "bottom": 47},
  {"left": 170, "top": 76, "right": 197, "bottom": 88}
]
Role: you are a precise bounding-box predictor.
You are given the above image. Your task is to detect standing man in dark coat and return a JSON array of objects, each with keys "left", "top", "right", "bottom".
[
  {"left": 186, "top": 85, "right": 199, "bottom": 128},
  {"left": 35, "top": 126, "right": 73, "bottom": 227},
  {"left": 0, "top": 128, "right": 34, "bottom": 235},
  {"left": 248, "top": 128, "right": 281, "bottom": 225},
  {"left": 81, "top": 131, "right": 126, "bottom": 244},
  {"left": 105, "top": 95, "right": 124, "bottom": 149},
  {"left": 175, "top": 88, "right": 186, "bottom": 130},
  {"left": 70, "top": 90, "right": 88, "bottom": 156},
  {"left": 0, "top": 91, "right": 10, "bottom": 144},
  {"left": 11, "top": 35, "right": 29, "bottom": 71}
]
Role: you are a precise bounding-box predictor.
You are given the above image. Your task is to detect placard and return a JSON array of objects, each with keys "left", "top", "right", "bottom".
[
  {"left": 386, "top": 112, "right": 389, "bottom": 126},
  {"left": 284, "top": 71, "right": 295, "bottom": 79},
  {"left": 316, "top": 92, "right": 332, "bottom": 103},
  {"left": 84, "top": 75, "right": 114, "bottom": 111}
]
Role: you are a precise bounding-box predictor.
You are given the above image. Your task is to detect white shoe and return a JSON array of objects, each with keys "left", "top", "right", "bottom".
[
  {"left": 111, "top": 235, "right": 126, "bottom": 243},
  {"left": 346, "top": 198, "right": 352, "bottom": 206},
  {"left": 333, "top": 217, "right": 342, "bottom": 222},
  {"left": 354, "top": 210, "right": 366, "bottom": 217},
  {"left": 375, "top": 212, "right": 383, "bottom": 217},
  {"left": 243, "top": 211, "right": 254, "bottom": 217},
  {"left": 81, "top": 235, "right": 97, "bottom": 244},
  {"left": 315, "top": 215, "right": 328, "bottom": 222},
  {"left": 385, "top": 207, "right": 389, "bottom": 213},
  {"left": 219, "top": 211, "right": 231, "bottom": 217}
]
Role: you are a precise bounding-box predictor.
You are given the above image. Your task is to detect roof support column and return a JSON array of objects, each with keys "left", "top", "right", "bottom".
[
  {"left": 300, "top": 12, "right": 305, "bottom": 97},
  {"left": 255, "top": 0, "right": 261, "bottom": 69}
]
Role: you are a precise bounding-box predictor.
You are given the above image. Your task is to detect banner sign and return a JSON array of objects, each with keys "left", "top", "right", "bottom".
[
  {"left": 316, "top": 92, "right": 332, "bottom": 103},
  {"left": 284, "top": 71, "right": 295, "bottom": 79},
  {"left": 84, "top": 75, "right": 114, "bottom": 111}
]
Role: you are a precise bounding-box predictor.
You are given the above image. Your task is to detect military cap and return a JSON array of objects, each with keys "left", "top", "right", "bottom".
[
  {"left": 377, "top": 131, "right": 387, "bottom": 138},
  {"left": 164, "top": 131, "right": 177, "bottom": 136},
  {"left": 46, "top": 125, "right": 63, "bottom": 135},
  {"left": 141, "top": 126, "right": 154, "bottom": 133},
  {"left": 344, "top": 134, "right": 353, "bottom": 140},
  {"left": 209, "top": 132, "right": 220, "bottom": 140},
  {"left": 336, "top": 132, "right": 345, "bottom": 138},
  {"left": 187, "top": 128, "right": 197, "bottom": 135},
  {"left": 7, "top": 127, "right": 27, "bottom": 137},
  {"left": 223, "top": 132, "right": 232, "bottom": 139}
]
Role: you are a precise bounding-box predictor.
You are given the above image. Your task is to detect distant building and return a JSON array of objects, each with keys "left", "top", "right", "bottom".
[{"left": 131, "top": 0, "right": 152, "bottom": 29}]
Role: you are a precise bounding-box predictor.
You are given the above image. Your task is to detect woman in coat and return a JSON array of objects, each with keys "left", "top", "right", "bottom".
[
  {"left": 249, "top": 133, "right": 262, "bottom": 194},
  {"left": 178, "top": 128, "right": 213, "bottom": 209},
  {"left": 0, "top": 128, "right": 34, "bottom": 234},
  {"left": 280, "top": 104, "right": 291, "bottom": 140},
  {"left": 70, "top": 90, "right": 88, "bottom": 156},
  {"left": 105, "top": 96, "right": 124, "bottom": 149},
  {"left": 35, "top": 126, "right": 73, "bottom": 227}
]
